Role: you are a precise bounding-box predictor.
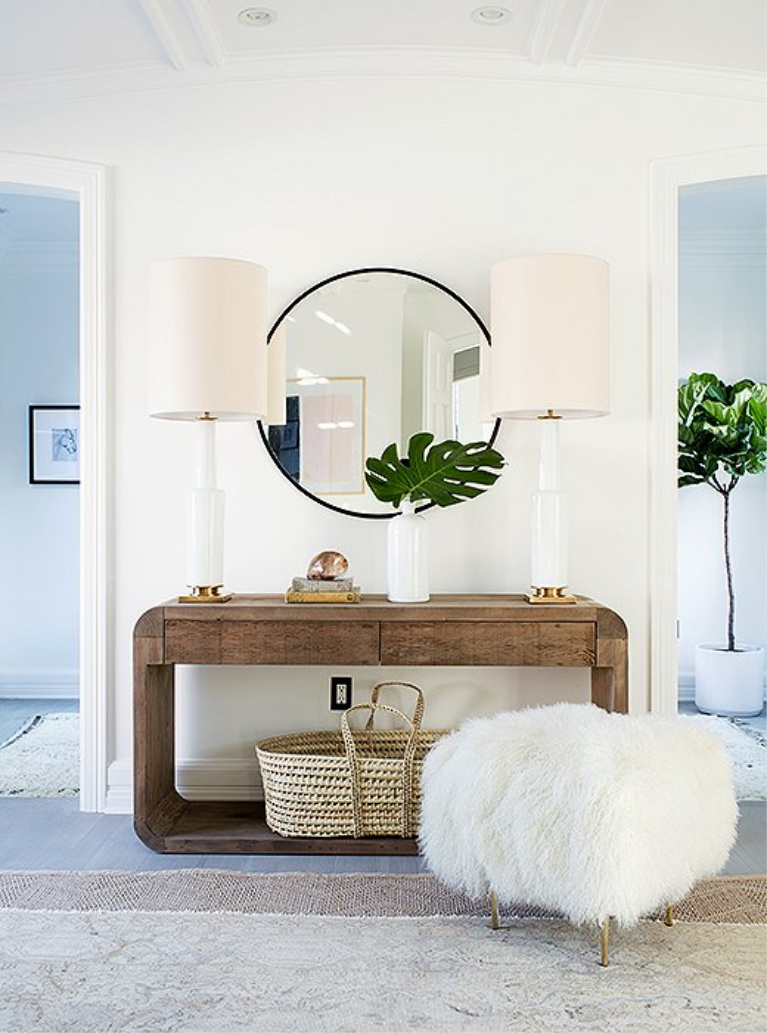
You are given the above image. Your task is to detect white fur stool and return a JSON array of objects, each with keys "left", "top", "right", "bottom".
[{"left": 419, "top": 703, "right": 737, "bottom": 965}]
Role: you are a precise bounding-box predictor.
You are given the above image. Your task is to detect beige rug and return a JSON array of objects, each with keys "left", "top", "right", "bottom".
[
  {"left": 0, "top": 872, "right": 764, "bottom": 1032},
  {"left": 0, "top": 870, "right": 764, "bottom": 922}
]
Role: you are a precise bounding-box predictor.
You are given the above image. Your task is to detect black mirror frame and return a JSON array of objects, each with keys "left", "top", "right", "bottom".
[{"left": 257, "top": 266, "right": 501, "bottom": 520}]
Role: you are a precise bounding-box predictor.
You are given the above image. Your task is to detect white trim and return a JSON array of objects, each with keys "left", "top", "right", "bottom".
[
  {"left": 0, "top": 152, "right": 112, "bottom": 812},
  {"left": 138, "top": 0, "right": 192, "bottom": 71},
  {"left": 104, "top": 758, "right": 133, "bottom": 814},
  {"left": 0, "top": 668, "right": 79, "bottom": 698},
  {"left": 679, "top": 230, "right": 766, "bottom": 266},
  {"left": 183, "top": 0, "right": 225, "bottom": 67},
  {"left": 565, "top": 0, "right": 609, "bottom": 68},
  {"left": 648, "top": 145, "right": 766, "bottom": 717},
  {"left": 0, "top": 50, "right": 763, "bottom": 110},
  {"left": 104, "top": 758, "right": 262, "bottom": 815},
  {"left": 528, "top": 0, "right": 568, "bottom": 65}
]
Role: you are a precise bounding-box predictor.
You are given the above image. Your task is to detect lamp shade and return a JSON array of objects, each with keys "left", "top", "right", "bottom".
[
  {"left": 149, "top": 257, "right": 269, "bottom": 420},
  {"left": 265, "top": 322, "right": 287, "bottom": 426},
  {"left": 489, "top": 254, "right": 610, "bottom": 419}
]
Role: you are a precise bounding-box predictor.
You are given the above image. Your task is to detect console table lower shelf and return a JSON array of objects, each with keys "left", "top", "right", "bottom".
[
  {"left": 142, "top": 797, "right": 419, "bottom": 855},
  {"left": 133, "top": 593, "right": 628, "bottom": 855}
]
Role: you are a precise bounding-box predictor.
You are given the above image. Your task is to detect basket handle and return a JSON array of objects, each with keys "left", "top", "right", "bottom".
[
  {"left": 365, "top": 681, "right": 425, "bottom": 732},
  {"left": 341, "top": 702, "right": 419, "bottom": 839}
]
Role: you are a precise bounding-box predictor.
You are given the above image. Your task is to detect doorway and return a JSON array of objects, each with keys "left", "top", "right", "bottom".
[
  {"left": 677, "top": 176, "right": 766, "bottom": 720},
  {"left": 0, "top": 191, "right": 81, "bottom": 796},
  {"left": 0, "top": 154, "right": 109, "bottom": 811},
  {"left": 649, "top": 145, "right": 766, "bottom": 716}
]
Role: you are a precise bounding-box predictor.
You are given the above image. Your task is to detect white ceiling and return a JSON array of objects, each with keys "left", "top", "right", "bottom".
[{"left": 0, "top": 0, "right": 764, "bottom": 104}]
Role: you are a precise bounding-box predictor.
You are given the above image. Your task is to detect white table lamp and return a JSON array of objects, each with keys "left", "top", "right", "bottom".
[
  {"left": 149, "top": 256, "right": 269, "bottom": 602},
  {"left": 489, "top": 254, "right": 610, "bottom": 603}
]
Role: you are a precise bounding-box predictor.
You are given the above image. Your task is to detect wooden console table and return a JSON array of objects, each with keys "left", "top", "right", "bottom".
[{"left": 134, "top": 594, "right": 627, "bottom": 855}]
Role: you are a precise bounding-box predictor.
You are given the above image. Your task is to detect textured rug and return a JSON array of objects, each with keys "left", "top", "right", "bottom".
[
  {"left": 686, "top": 714, "right": 766, "bottom": 799},
  {"left": 0, "top": 713, "right": 78, "bottom": 797},
  {"left": 0, "top": 870, "right": 764, "bottom": 922},
  {"left": 0, "top": 872, "right": 764, "bottom": 1033}
]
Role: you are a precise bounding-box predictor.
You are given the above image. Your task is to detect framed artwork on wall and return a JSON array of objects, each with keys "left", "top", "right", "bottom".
[{"left": 29, "top": 405, "right": 80, "bottom": 485}]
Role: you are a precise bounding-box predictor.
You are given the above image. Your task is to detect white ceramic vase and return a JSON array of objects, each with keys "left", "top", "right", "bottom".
[
  {"left": 387, "top": 500, "right": 429, "bottom": 603},
  {"left": 694, "top": 643, "right": 765, "bottom": 717}
]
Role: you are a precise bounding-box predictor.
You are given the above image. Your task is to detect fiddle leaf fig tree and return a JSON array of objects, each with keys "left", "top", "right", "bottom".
[
  {"left": 365, "top": 432, "right": 505, "bottom": 509},
  {"left": 678, "top": 372, "right": 767, "bottom": 651}
]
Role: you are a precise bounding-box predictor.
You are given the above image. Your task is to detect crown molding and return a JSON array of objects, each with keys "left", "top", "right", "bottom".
[
  {"left": 679, "top": 230, "right": 766, "bottom": 266},
  {"left": 0, "top": 48, "right": 763, "bottom": 110}
]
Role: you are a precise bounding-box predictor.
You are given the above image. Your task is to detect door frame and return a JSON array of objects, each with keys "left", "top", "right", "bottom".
[
  {"left": 0, "top": 152, "right": 111, "bottom": 810},
  {"left": 648, "top": 144, "right": 766, "bottom": 715}
]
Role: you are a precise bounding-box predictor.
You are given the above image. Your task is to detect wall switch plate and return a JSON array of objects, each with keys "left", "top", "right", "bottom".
[{"left": 330, "top": 676, "right": 353, "bottom": 710}]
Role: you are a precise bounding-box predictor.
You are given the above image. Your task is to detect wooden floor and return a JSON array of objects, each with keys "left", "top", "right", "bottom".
[{"left": 0, "top": 797, "right": 761, "bottom": 875}]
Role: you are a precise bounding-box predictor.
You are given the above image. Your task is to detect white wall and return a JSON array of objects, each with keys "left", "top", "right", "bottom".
[
  {"left": 677, "top": 177, "right": 767, "bottom": 688},
  {"left": 0, "top": 194, "right": 79, "bottom": 697},
  {"left": 0, "top": 73, "right": 762, "bottom": 805}
]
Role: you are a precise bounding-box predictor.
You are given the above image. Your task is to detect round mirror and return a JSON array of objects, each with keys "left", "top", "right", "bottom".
[{"left": 258, "top": 267, "right": 500, "bottom": 518}]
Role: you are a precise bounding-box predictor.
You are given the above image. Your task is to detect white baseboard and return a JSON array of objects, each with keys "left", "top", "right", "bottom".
[
  {"left": 0, "top": 668, "right": 79, "bottom": 699},
  {"left": 104, "top": 758, "right": 263, "bottom": 815},
  {"left": 104, "top": 759, "right": 133, "bottom": 814}
]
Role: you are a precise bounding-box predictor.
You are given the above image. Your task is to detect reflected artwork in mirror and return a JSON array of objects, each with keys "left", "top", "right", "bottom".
[{"left": 258, "top": 267, "right": 500, "bottom": 518}]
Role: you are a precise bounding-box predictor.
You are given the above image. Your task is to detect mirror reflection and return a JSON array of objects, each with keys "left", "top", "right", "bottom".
[{"left": 259, "top": 268, "right": 498, "bottom": 518}]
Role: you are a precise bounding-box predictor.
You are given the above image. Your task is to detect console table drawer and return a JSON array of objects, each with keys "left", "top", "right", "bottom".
[
  {"left": 165, "top": 619, "right": 380, "bottom": 665},
  {"left": 380, "top": 621, "right": 596, "bottom": 666}
]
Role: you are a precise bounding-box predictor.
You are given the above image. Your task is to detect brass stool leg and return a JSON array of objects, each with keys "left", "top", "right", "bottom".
[
  {"left": 664, "top": 904, "right": 674, "bottom": 927},
  {"left": 489, "top": 891, "right": 500, "bottom": 930},
  {"left": 600, "top": 917, "right": 611, "bottom": 967}
]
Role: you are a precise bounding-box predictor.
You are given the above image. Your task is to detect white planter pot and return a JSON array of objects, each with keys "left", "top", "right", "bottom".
[
  {"left": 694, "top": 644, "right": 765, "bottom": 717},
  {"left": 387, "top": 501, "right": 429, "bottom": 603}
]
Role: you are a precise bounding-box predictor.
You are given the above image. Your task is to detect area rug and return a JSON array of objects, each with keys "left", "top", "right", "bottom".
[
  {"left": 0, "top": 873, "right": 764, "bottom": 1033},
  {"left": 686, "top": 714, "right": 766, "bottom": 799},
  {"left": 0, "top": 870, "right": 764, "bottom": 922},
  {"left": 0, "top": 714, "right": 78, "bottom": 797}
]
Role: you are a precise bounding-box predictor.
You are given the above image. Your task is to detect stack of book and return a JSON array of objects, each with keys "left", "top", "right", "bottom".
[{"left": 285, "top": 576, "right": 361, "bottom": 604}]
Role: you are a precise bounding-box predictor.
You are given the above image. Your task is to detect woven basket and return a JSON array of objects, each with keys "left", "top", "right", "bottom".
[{"left": 255, "top": 682, "right": 446, "bottom": 838}]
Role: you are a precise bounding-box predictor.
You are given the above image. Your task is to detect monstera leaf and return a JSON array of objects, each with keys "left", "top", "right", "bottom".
[{"left": 365, "top": 433, "right": 505, "bottom": 509}]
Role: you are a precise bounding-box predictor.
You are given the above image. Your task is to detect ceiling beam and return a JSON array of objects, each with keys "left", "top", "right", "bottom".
[
  {"left": 528, "top": 0, "right": 569, "bottom": 64},
  {"left": 137, "top": 0, "right": 193, "bottom": 71},
  {"left": 566, "top": 0, "right": 610, "bottom": 67},
  {"left": 182, "top": 0, "right": 226, "bottom": 68}
]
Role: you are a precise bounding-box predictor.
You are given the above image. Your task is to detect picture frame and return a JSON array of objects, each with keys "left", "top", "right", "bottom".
[
  {"left": 29, "top": 405, "right": 80, "bottom": 485},
  {"left": 290, "top": 377, "right": 366, "bottom": 495}
]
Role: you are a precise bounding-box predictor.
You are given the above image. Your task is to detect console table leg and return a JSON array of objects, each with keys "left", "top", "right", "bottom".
[{"left": 134, "top": 634, "right": 180, "bottom": 848}]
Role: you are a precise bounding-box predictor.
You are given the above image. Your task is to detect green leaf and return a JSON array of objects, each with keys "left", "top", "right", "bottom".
[
  {"left": 365, "top": 434, "right": 506, "bottom": 509},
  {"left": 678, "top": 373, "right": 767, "bottom": 490}
]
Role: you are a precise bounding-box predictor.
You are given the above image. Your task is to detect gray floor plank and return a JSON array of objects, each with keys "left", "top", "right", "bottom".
[{"left": 0, "top": 797, "right": 761, "bottom": 874}]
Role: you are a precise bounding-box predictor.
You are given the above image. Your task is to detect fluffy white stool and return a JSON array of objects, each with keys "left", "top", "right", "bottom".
[{"left": 419, "top": 703, "right": 737, "bottom": 965}]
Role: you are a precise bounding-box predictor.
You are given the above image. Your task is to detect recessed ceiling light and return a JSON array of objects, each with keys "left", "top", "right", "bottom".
[
  {"left": 471, "top": 6, "right": 512, "bottom": 25},
  {"left": 237, "top": 7, "right": 276, "bottom": 27}
]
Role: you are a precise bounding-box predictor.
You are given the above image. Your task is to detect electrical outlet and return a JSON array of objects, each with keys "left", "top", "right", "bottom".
[{"left": 330, "top": 676, "right": 353, "bottom": 711}]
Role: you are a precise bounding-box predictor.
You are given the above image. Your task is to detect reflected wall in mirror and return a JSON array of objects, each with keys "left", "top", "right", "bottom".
[{"left": 258, "top": 267, "right": 499, "bottom": 518}]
